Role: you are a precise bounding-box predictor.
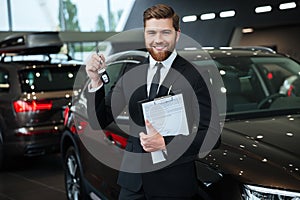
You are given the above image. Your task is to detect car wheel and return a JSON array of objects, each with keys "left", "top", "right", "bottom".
[{"left": 64, "top": 146, "right": 86, "bottom": 200}]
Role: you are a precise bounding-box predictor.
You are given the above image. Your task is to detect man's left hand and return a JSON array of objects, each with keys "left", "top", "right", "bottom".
[{"left": 139, "top": 120, "right": 166, "bottom": 152}]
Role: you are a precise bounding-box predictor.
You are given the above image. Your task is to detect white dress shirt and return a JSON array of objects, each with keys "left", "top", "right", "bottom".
[{"left": 147, "top": 50, "right": 177, "bottom": 96}]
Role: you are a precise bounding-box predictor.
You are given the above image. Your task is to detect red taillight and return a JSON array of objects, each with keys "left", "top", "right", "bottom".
[
  {"left": 104, "top": 130, "right": 128, "bottom": 149},
  {"left": 69, "top": 121, "right": 88, "bottom": 134},
  {"left": 13, "top": 100, "right": 53, "bottom": 113},
  {"left": 287, "top": 85, "right": 294, "bottom": 96},
  {"left": 63, "top": 106, "right": 70, "bottom": 126},
  {"left": 267, "top": 72, "right": 273, "bottom": 79}
]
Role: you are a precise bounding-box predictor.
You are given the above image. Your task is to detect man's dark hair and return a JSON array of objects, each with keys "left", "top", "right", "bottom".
[{"left": 143, "top": 4, "right": 180, "bottom": 31}]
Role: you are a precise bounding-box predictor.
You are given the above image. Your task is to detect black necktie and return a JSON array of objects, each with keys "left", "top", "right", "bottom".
[{"left": 149, "top": 62, "right": 163, "bottom": 100}]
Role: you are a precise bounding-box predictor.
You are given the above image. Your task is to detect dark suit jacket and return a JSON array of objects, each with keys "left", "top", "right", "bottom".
[{"left": 86, "top": 54, "right": 219, "bottom": 197}]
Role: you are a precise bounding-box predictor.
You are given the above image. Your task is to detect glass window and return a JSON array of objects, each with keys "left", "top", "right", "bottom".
[
  {"left": 0, "top": 0, "right": 9, "bottom": 31},
  {"left": 196, "top": 55, "right": 300, "bottom": 113},
  {"left": 1, "top": 0, "right": 135, "bottom": 32},
  {"left": 72, "top": 0, "right": 135, "bottom": 32},
  {"left": 104, "top": 62, "right": 124, "bottom": 92},
  {"left": 66, "top": 41, "right": 113, "bottom": 61},
  {"left": 67, "top": 42, "right": 97, "bottom": 61},
  {"left": 19, "top": 66, "right": 84, "bottom": 92},
  {"left": 9, "top": 0, "right": 59, "bottom": 31}
]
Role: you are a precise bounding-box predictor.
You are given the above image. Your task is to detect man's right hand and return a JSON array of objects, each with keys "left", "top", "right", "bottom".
[{"left": 85, "top": 53, "right": 106, "bottom": 88}]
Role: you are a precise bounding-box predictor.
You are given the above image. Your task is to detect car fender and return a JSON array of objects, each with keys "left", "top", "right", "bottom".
[{"left": 60, "top": 130, "right": 81, "bottom": 160}]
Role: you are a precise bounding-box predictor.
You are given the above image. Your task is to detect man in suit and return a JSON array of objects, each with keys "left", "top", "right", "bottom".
[{"left": 85, "top": 4, "right": 219, "bottom": 200}]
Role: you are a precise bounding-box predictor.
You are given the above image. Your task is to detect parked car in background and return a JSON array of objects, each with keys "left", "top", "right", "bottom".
[
  {"left": 61, "top": 47, "right": 300, "bottom": 200},
  {"left": 0, "top": 32, "right": 85, "bottom": 170}
]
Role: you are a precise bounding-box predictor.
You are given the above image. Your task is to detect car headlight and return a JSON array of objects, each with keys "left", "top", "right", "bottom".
[{"left": 243, "top": 184, "right": 300, "bottom": 200}]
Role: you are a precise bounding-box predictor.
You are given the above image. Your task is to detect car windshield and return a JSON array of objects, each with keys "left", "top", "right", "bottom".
[
  {"left": 195, "top": 55, "right": 300, "bottom": 113},
  {"left": 19, "top": 66, "right": 84, "bottom": 92}
]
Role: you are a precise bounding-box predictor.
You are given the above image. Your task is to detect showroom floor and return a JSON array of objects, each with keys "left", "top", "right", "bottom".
[{"left": 0, "top": 154, "right": 66, "bottom": 200}]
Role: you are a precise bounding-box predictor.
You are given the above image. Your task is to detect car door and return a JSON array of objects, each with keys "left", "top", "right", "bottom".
[{"left": 77, "top": 61, "right": 137, "bottom": 199}]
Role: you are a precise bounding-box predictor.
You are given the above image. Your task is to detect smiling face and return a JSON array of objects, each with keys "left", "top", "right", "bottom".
[{"left": 144, "top": 18, "right": 180, "bottom": 61}]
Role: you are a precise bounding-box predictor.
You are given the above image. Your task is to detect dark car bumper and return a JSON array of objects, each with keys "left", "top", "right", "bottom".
[{"left": 4, "top": 125, "right": 64, "bottom": 157}]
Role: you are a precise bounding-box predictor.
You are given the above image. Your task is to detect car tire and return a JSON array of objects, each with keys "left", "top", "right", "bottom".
[
  {"left": 64, "top": 146, "right": 86, "bottom": 200},
  {"left": 0, "top": 142, "right": 3, "bottom": 170}
]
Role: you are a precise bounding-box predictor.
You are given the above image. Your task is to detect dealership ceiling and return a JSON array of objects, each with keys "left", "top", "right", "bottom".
[
  {"left": 0, "top": 0, "right": 299, "bottom": 59},
  {"left": 125, "top": 0, "right": 300, "bottom": 46}
]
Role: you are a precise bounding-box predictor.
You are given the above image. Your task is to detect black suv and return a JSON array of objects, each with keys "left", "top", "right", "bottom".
[
  {"left": 61, "top": 47, "right": 300, "bottom": 200},
  {"left": 0, "top": 32, "right": 85, "bottom": 169}
]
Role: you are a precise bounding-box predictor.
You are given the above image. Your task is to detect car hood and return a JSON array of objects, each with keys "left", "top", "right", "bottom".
[{"left": 202, "top": 113, "right": 300, "bottom": 191}]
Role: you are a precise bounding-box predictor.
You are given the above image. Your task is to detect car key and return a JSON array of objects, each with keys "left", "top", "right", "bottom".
[{"left": 96, "top": 47, "right": 110, "bottom": 84}]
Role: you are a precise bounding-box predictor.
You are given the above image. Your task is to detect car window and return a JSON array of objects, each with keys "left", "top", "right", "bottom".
[
  {"left": 195, "top": 55, "right": 300, "bottom": 113},
  {"left": 250, "top": 57, "right": 298, "bottom": 93},
  {"left": 104, "top": 62, "right": 124, "bottom": 92},
  {"left": 0, "top": 69, "right": 9, "bottom": 93},
  {"left": 19, "top": 66, "right": 82, "bottom": 92}
]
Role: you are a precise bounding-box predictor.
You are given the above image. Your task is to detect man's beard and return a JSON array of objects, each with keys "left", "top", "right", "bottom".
[{"left": 148, "top": 48, "right": 172, "bottom": 62}]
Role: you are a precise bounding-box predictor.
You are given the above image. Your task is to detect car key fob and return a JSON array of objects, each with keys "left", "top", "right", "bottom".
[
  {"left": 96, "top": 47, "right": 110, "bottom": 85},
  {"left": 100, "top": 70, "right": 110, "bottom": 84}
]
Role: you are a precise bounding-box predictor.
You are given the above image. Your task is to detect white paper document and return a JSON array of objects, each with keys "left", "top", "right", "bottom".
[{"left": 141, "top": 93, "right": 189, "bottom": 164}]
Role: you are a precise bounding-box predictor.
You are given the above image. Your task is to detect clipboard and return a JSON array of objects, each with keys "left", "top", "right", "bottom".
[
  {"left": 141, "top": 93, "right": 189, "bottom": 137},
  {"left": 141, "top": 93, "right": 189, "bottom": 164}
]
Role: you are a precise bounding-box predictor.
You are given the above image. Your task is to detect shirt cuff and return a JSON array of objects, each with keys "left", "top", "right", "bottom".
[{"left": 88, "top": 82, "right": 103, "bottom": 92}]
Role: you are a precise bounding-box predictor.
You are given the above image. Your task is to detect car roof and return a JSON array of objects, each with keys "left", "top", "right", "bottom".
[
  {"left": 0, "top": 32, "right": 63, "bottom": 55},
  {"left": 0, "top": 32, "right": 82, "bottom": 70},
  {"left": 105, "top": 47, "right": 283, "bottom": 64},
  {"left": 178, "top": 47, "right": 282, "bottom": 60}
]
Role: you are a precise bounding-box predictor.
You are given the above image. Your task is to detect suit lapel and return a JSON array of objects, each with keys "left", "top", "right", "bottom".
[
  {"left": 157, "top": 55, "right": 187, "bottom": 96},
  {"left": 141, "top": 58, "right": 149, "bottom": 98}
]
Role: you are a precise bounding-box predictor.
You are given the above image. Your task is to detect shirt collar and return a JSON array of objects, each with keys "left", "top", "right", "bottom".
[{"left": 149, "top": 50, "right": 177, "bottom": 69}]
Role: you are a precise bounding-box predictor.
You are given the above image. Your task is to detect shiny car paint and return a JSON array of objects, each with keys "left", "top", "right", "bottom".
[{"left": 61, "top": 47, "right": 300, "bottom": 200}]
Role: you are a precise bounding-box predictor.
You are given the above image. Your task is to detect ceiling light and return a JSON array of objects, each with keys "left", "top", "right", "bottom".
[
  {"left": 183, "top": 47, "right": 197, "bottom": 50},
  {"left": 202, "top": 47, "right": 214, "bottom": 50},
  {"left": 200, "top": 13, "right": 216, "bottom": 20},
  {"left": 279, "top": 2, "right": 297, "bottom": 10},
  {"left": 220, "top": 47, "right": 233, "bottom": 49},
  {"left": 242, "top": 28, "right": 254, "bottom": 33},
  {"left": 255, "top": 5, "right": 272, "bottom": 13},
  {"left": 220, "top": 10, "right": 236, "bottom": 18},
  {"left": 182, "top": 15, "right": 197, "bottom": 22},
  {"left": 286, "top": 132, "right": 294, "bottom": 137}
]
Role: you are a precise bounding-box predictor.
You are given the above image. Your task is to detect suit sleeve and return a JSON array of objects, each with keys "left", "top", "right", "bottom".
[{"left": 85, "top": 70, "right": 127, "bottom": 130}]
